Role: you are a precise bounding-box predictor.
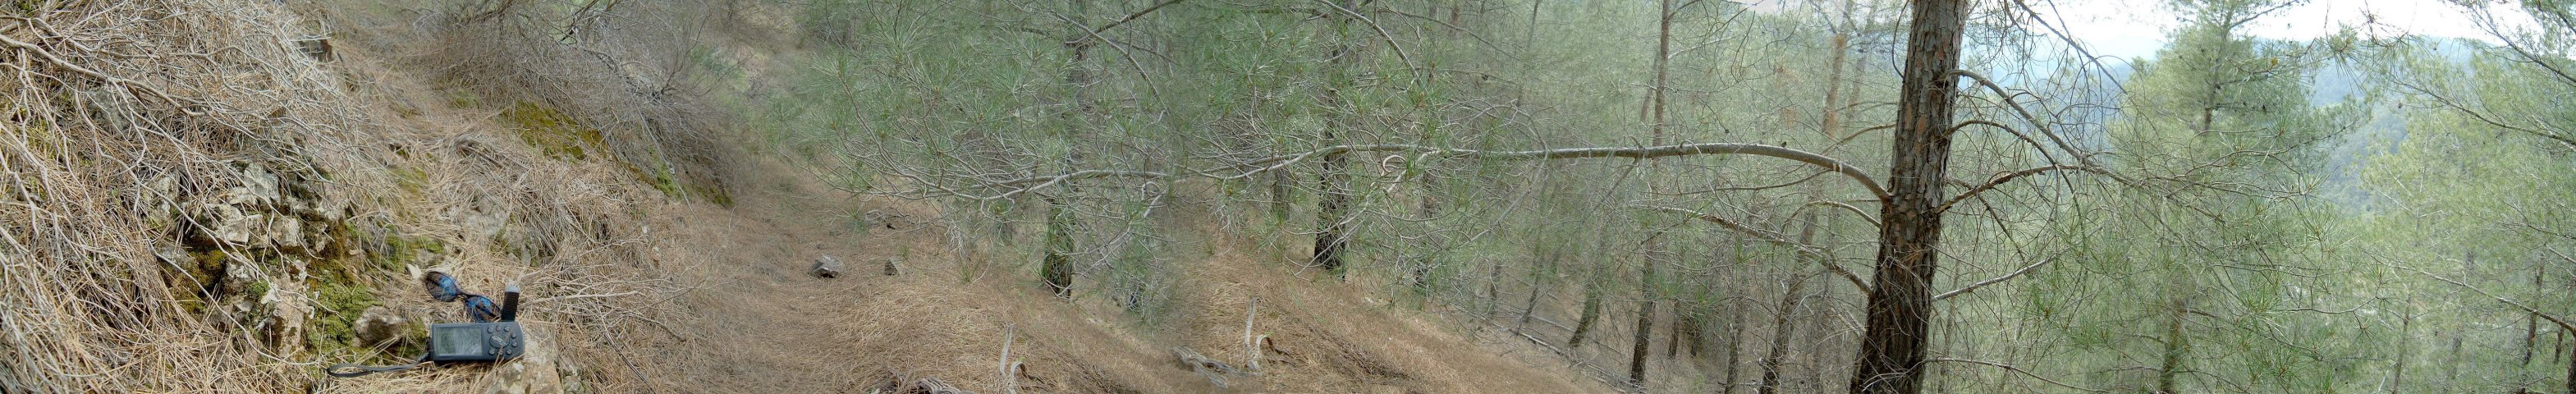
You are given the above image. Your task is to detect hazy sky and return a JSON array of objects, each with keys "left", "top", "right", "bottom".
[{"left": 2039, "top": 0, "right": 2530, "bottom": 60}]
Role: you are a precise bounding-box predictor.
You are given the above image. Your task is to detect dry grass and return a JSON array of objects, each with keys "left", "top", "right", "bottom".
[
  {"left": 0, "top": 1, "right": 383, "bottom": 391},
  {"left": 599, "top": 156, "right": 1607, "bottom": 393},
  {"left": 0, "top": 1, "right": 683, "bottom": 392}
]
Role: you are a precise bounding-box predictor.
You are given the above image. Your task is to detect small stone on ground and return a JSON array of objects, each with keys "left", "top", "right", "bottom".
[{"left": 812, "top": 255, "right": 844, "bottom": 278}]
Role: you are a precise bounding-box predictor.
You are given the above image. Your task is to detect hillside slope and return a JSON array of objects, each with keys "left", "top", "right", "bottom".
[{"left": 0, "top": 1, "right": 1607, "bottom": 392}]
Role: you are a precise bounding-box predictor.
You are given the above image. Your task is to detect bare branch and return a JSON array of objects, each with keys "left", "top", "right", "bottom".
[
  {"left": 2391, "top": 80, "right": 2576, "bottom": 152},
  {"left": 1950, "top": 70, "right": 2095, "bottom": 167},
  {"left": 1923, "top": 358, "right": 2106, "bottom": 392},
  {"left": 1219, "top": 142, "right": 1889, "bottom": 200},
  {"left": 1638, "top": 205, "right": 1869, "bottom": 292},
  {"left": 1936, "top": 164, "right": 2104, "bottom": 213},
  {"left": 915, "top": 142, "right": 1891, "bottom": 210},
  {"left": 1377, "top": 7, "right": 1508, "bottom": 55},
  {"left": 1656, "top": 169, "right": 1827, "bottom": 195},
  {"left": 1806, "top": 199, "right": 1880, "bottom": 228},
  {"left": 937, "top": 170, "right": 1173, "bottom": 201},
  {"left": 0, "top": 22, "right": 198, "bottom": 112},
  {"left": 1313, "top": 0, "right": 1417, "bottom": 72},
  {"left": 1933, "top": 254, "right": 2058, "bottom": 301},
  {"left": 2472, "top": 7, "right": 2576, "bottom": 89},
  {"left": 1081, "top": 0, "right": 1180, "bottom": 38},
  {"left": 2393, "top": 262, "right": 2576, "bottom": 332}
]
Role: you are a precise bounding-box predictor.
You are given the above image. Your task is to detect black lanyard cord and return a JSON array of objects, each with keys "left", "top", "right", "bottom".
[{"left": 325, "top": 354, "right": 431, "bottom": 378}]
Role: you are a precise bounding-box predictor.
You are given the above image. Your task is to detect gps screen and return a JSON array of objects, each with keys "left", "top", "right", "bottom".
[{"left": 432, "top": 326, "right": 485, "bottom": 357}]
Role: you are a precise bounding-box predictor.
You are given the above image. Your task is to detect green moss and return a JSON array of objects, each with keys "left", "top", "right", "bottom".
[
  {"left": 502, "top": 101, "right": 606, "bottom": 162},
  {"left": 10, "top": 0, "right": 52, "bottom": 16},
  {"left": 626, "top": 162, "right": 734, "bottom": 206},
  {"left": 156, "top": 243, "right": 242, "bottom": 315},
  {"left": 391, "top": 101, "right": 421, "bottom": 119},
  {"left": 698, "top": 183, "right": 735, "bottom": 207},
  {"left": 391, "top": 167, "right": 428, "bottom": 195},
  {"left": 395, "top": 321, "right": 429, "bottom": 360},
  {"left": 319, "top": 220, "right": 361, "bottom": 259},
  {"left": 293, "top": 225, "right": 444, "bottom": 360},
  {"left": 188, "top": 249, "right": 229, "bottom": 274},
  {"left": 244, "top": 280, "right": 271, "bottom": 300},
  {"left": 496, "top": 102, "right": 738, "bottom": 206},
  {"left": 305, "top": 280, "right": 382, "bottom": 359},
  {"left": 360, "top": 232, "right": 448, "bottom": 272},
  {"left": 171, "top": 287, "right": 205, "bottom": 314},
  {"left": 445, "top": 90, "right": 483, "bottom": 108}
]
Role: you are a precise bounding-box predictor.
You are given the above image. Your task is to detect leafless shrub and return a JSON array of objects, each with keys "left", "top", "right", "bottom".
[{"left": 419, "top": 0, "right": 740, "bottom": 204}]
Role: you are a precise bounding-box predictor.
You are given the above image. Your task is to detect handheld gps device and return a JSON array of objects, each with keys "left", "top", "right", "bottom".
[
  {"left": 427, "top": 283, "right": 523, "bottom": 362},
  {"left": 425, "top": 321, "right": 525, "bottom": 361},
  {"left": 327, "top": 281, "right": 525, "bottom": 378}
]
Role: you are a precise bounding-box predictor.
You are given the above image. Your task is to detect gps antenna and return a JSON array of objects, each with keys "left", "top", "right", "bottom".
[{"left": 499, "top": 282, "right": 520, "bottom": 322}]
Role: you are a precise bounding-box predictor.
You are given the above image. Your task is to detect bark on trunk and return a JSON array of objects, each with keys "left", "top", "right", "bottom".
[
  {"left": 1039, "top": 0, "right": 1094, "bottom": 300},
  {"left": 1042, "top": 195, "right": 1076, "bottom": 299},
  {"left": 1765, "top": 208, "right": 1826, "bottom": 394},
  {"left": 1311, "top": 0, "right": 1359, "bottom": 276},
  {"left": 2395, "top": 314, "right": 2409, "bottom": 390},
  {"left": 1269, "top": 160, "right": 1292, "bottom": 221},
  {"left": 1485, "top": 259, "right": 1506, "bottom": 318},
  {"left": 2528, "top": 270, "right": 2542, "bottom": 366},
  {"left": 1758, "top": 274, "right": 1813, "bottom": 394},
  {"left": 1517, "top": 273, "right": 1543, "bottom": 332},
  {"left": 1570, "top": 283, "right": 1604, "bottom": 350},
  {"left": 1721, "top": 298, "right": 1747, "bottom": 394},
  {"left": 1628, "top": 6, "right": 1674, "bottom": 386},
  {"left": 1849, "top": 1, "right": 1967, "bottom": 393},
  {"left": 2156, "top": 299, "right": 2186, "bottom": 393},
  {"left": 1667, "top": 304, "right": 1689, "bottom": 360},
  {"left": 1629, "top": 259, "right": 1659, "bottom": 390},
  {"left": 1313, "top": 147, "right": 1350, "bottom": 274},
  {"left": 1686, "top": 309, "right": 1707, "bottom": 357}
]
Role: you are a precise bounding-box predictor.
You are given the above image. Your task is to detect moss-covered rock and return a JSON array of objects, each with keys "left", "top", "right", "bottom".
[
  {"left": 502, "top": 101, "right": 607, "bottom": 162},
  {"left": 304, "top": 280, "right": 382, "bottom": 359}
]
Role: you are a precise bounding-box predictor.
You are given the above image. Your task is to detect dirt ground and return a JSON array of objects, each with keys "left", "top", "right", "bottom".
[{"left": 592, "top": 152, "right": 1610, "bottom": 392}]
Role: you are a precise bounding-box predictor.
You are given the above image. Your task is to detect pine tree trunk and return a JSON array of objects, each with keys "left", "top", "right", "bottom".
[
  {"left": 1686, "top": 311, "right": 1706, "bottom": 357},
  {"left": 1570, "top": 283, "right": 1603, "bottom": 350},
  {"left": 1721, "top": 299, "right": 1748, "bottom": 394},
  {"left": 1516, "top": 250, "right": 1551, "bottom": 334},
  {"left": 1484, "top": 259, "right": 1506, "bottom": 318},
  {"left": 1666, "top": 304, "right": 1687, "bottom": 360},
  {"left": 1629, "top": 259, "right": 1658, "bottom": 390},
  {"left": 2562, "top": 346, "right": 2574, "bottom": 394},
  {"left": 1758, "top": 274, "right": 1811, "bottom": 394},
  {"left": 2528, "top": 272, "right": 2543, "bottom": 366},
  {"left": 2395, "top": 314, "right": 2409, "bottom": 390},
  {"left": 1311, "top": 0, "right": 1359, "bottom": 276},
  {"left": 2156, "top": 298, "right": 2186, "bottom": 393},
  {"left": 1269, "top": 161, "right": 1292, "bottom": 222},
  {"left": 1517, "top": 272, "right": 1543, "bottom": 332},
  {"left": 1313, "top": 143, "right": 1351, "bottom": 274},
  {"left": 1849, "top": 1, "right": 1966, "bottom": 392},
  {"left": 1041, "top": 195, "right": 1076, "bottom": 299},
  {"left": 1625, "top": 6, "right": 1674, "bottom": 387},
  {"left": 1041, "top": 0, "right": 1093, "bottom": 300}
]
